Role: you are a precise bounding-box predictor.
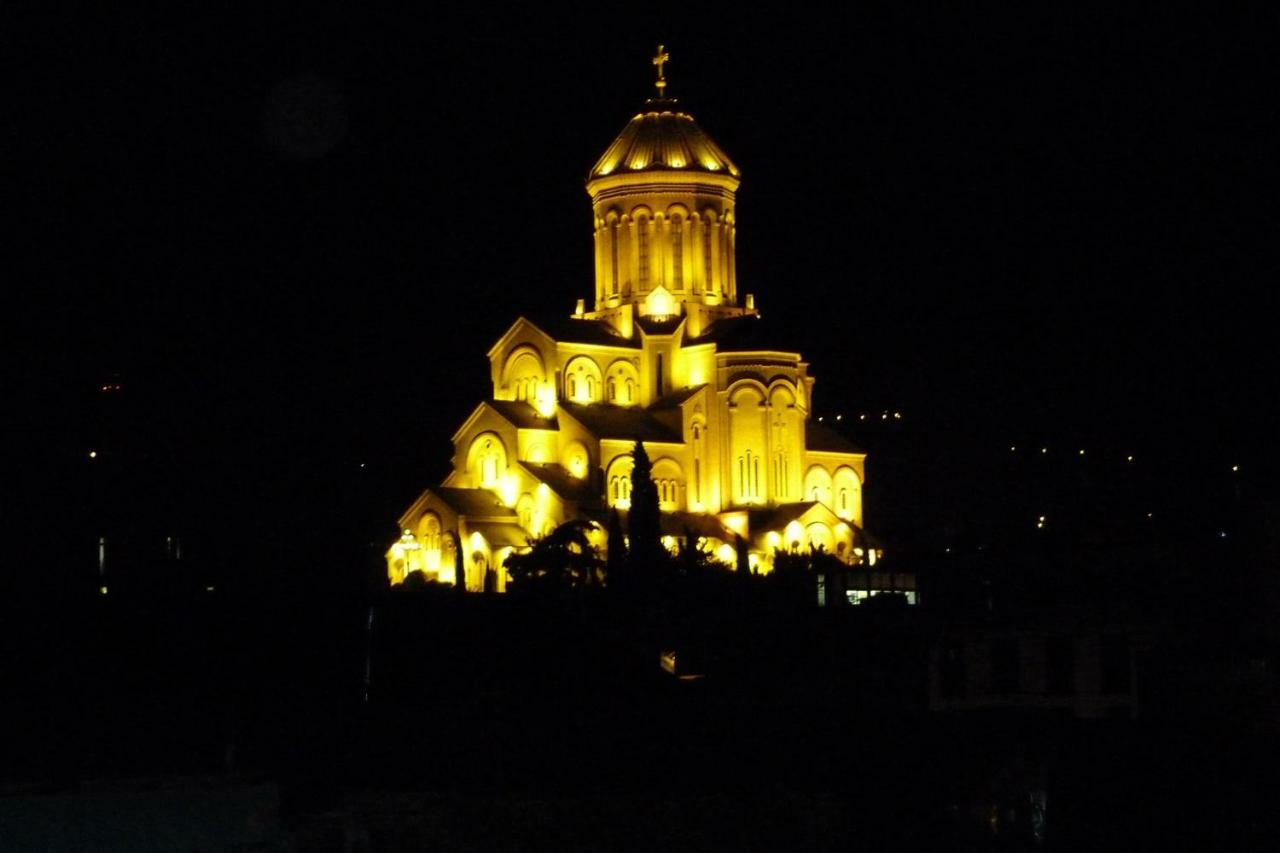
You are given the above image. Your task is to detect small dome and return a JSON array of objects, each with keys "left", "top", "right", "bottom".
[{"left": 589, "top": 99, "right": 740, "bottom": 181}]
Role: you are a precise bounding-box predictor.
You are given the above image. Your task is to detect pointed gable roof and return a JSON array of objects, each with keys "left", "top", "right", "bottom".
[
  {"left": 517, "top": 462, "right": 603, "bottom": 504},
  {"left": 435, "top": 487, "right": 517, "bottom": 519},
  {"left": 533, "top": 314, "right": 641, "bottom": 349},
  {"left": 558, "top": 402, "right": 682, "bottom": 443},
  {"left": 806, "top": 422, "right": 865, "bottom": 454},
  {"left": 486, "top": 400, "right": 558, "bottom": 430}
]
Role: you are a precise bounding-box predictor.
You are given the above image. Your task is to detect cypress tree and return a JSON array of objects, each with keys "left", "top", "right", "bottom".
[
  {"left": 735, "top": 534, "right": 752, "bottom": 577},
  {"left": 628, "top": 440, "right": 661, "bottom": 572},
  {"left": 606, "top": 507, "right": 627, "bottom": 585},
  {"left": 447, "top": 530, "right": 466, "bottom": 594}
]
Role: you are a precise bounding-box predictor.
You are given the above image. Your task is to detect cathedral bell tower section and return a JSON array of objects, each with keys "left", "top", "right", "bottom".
[{"left": 584, "top": 47, "right": 752, "bottom": 339}]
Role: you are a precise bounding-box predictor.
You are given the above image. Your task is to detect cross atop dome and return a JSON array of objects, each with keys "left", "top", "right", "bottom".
[{"left": 652, "top": 44, "right": 670, "bottom": 97}]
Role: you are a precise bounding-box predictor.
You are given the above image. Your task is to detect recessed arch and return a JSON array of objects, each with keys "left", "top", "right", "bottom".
[
  {"left": 651, "top": 456, "right": 684, "bottom": 512},
  {"left": 466, "top": 431, "right": 508, "bottom": 488},
  {"left": 729, "top": 380, "right": 769, "bottom": 406},
  {"left": 415, "top": 511, "right": 443, "bottom": 572},
  {"left": 516, "top": 493, "right": 534, "bottom": 531},
  {"left": 563, "top": 355, "right": 603, "bottom": 403},
  {"left": 467, "top": 529, "right": 492, "bottom": 593},
  {"left": 803, "top": 465, "right": 833, "bottom": 506},
  {"left": 729, "top": 383, "right": 767, "bottom": 504},
  {"left": 605, "top": 359, "right": 640, "bottom": 405},
  {"left": 806, "top": 522, "right": 834, "bottom": 553},
  {"left": 768, "top": 380, "right": 797, "bottom": 407},
  {"left": 768, "top": 383, "right": 799, "bottom": 500},
  {"left": 561, "top": 440, "right": 590, "bottom": 479},
  {"left": 634, "top": 208, "right": 653, "bottom": 289},
  {"left": 605, "top": 454, "right": 635, "bottom": 509},
  {"left": 833, "top": 465, "right": 863, "bottom": 524},
  {"left": 502, "top": 345, "right": 545, "bottom": 403}
]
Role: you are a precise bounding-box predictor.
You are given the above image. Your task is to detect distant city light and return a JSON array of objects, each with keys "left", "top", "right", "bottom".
[
  {"left": 880, "top": 413, "right": 888, "bottom": 420},
  {"left": 1231, "top": 464, "right": 1240, "bottom": 472},
  {"left": 206, "top": 585, "right": 216, "bottom": 592},
  {"left": 1010, "top": 445, "right": 1016, "bottom": 452},
  {"left": 1218, "top": 531, "right": 1228, "bottom": 539},
  {"left": 893, "top": 412, "right": 901, "bottom": 419},
  {"left": 1040, "top": 447, "right": 1048, "bottom": 454},
  {"left": 944, "top": 547, "right": 951, "bottom": 553},
  {"left": 1127, "top": 455, "right": 1134, "bottom": 463},
  {"left": 835, "top": 414, "right": 842, "bottom": 421},
  {"left": 818, "top": 416, "right": 824, "bottom": 422},
  {"left": 88, "top": 450, "right": 97, "bottom": 459},
  {"left": 859, "top": 414, "right": 866, "bottom": 421},
  {"left": 1146, "top": 512, "right": 1154, "bottom": 519},
  {"left": 1078, "top": 449, "right": 1086, "bottom": 456},
  {"left": 99, "top": 586, "right": 108, "bottom": 595},
  {"left": 1038, "top": 515, "right": 1046, "bottom": 523}
]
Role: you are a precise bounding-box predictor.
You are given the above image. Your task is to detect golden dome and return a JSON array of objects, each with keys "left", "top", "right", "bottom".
[{"left": 588, "top": 99, "right": 740, "bottom": 181}]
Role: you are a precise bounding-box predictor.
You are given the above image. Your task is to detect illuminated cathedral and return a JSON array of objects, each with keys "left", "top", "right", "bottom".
[{"left": 388, "top": 48, "right": 877, "bottom": 590}]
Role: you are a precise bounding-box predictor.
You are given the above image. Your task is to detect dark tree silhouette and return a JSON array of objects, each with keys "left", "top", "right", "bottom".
[
  {"left": 628, "top": 440, "right": 661, "bottom": 572},
  {"left": 400, "top": 569, "right": 431, "bottom": 591},
  {"left": 677, "top": 526, "right": 717, "bottom": 575},
  {"left": 446, "top": 530, "right": 465, "bottom": 595},
  {"left": 735, "top": 534, "right": 751, "bottom": 577},
  {"left": 505, "top": 520, "right": 603, "bottom": 592},
  {"left": 606, "top": 507, "right": 627, "bottom": 585}
]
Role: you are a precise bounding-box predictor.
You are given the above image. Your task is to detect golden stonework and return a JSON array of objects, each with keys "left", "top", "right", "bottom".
[{"left": 386, "top": 54, "right": 875, "bottom": 590}]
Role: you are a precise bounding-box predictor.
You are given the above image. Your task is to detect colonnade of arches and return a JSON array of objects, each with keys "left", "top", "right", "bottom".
[
  {"left": 563, "top": 356, "right": 641, "bottom": 406},
  {"left": 773, "top": 518, "right": 861, "bottom": 563},
  {"left": 399, "top": 511, "right": 453, "bottom": 582},
  {"left": 502, "top": 346, "right": 641, "bottom": 408},
  {"left": 802, "top": 464, "right": 863, "bottom": 525},
  {"left": 605, "top": 453, "right": 685, "bottom": 512},
  {"left": 594, "top": 204, "right": 736, "bottom": 307},
  {"left": 405, "top": 512, "right": 515, "bottom": 592}
]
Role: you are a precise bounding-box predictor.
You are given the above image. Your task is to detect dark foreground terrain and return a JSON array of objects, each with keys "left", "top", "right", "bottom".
[{"left": 5, "top": 567, "right": 1278, "bottom": 850}]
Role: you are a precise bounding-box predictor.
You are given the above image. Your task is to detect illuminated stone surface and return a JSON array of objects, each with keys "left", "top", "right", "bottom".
[{"left": 388, "top": 55, "right": 874, "bottom": 589}]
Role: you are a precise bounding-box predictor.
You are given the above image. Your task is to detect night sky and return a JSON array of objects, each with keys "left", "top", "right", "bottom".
[{"left": 10, "top": 8, "right": 1278, "bottom": 583}]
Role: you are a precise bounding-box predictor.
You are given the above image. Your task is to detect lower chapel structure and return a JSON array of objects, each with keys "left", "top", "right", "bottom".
[{"left": 388, "top": 58, "right": 878, "bottom": 590}]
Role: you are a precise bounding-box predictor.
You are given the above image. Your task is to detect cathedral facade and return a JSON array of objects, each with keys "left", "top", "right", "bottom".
[{"left": 388, "top": 53, "right": 875, "bottom": 590}]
